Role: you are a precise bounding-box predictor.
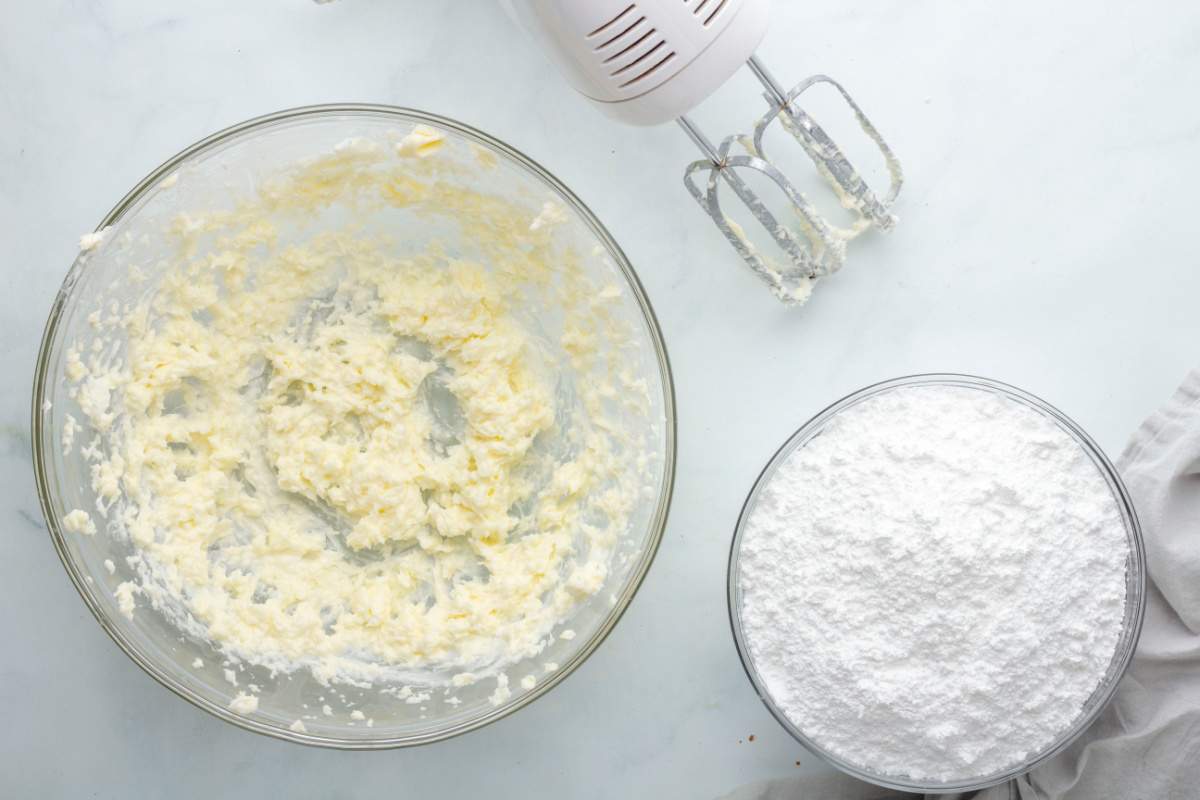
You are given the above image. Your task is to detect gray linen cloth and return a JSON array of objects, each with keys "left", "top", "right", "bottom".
[{"left": 718, "top": 371, "right": 1200, "bottom": 800}]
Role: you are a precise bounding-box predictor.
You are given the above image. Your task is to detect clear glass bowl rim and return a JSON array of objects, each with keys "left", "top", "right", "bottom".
[
  {"left": 726, "top": 373, "right": 1147, "bottom": 793},
  {"left": 31, "top": 103, "right": 678, "bottom": 749}
]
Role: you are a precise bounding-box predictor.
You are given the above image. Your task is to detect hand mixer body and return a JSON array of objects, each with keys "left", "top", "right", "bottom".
[
  {"left": 500, "top": 0, "right": 770, "bottom": 126},
  {"left": 503, "top": 0, "right": 902, "bottom": 305}
]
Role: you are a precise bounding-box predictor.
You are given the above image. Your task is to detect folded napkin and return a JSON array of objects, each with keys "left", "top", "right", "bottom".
[{"left": 718, "top": 371, "right": 1200, "bottom": 800}]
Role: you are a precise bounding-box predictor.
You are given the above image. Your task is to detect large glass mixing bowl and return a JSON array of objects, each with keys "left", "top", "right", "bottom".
[
  {"left": 727, "top": 374, "right": 1145, "bottom": 793},
  {"left": 32, "top": 105, "right": 675, "bottom": 747}
]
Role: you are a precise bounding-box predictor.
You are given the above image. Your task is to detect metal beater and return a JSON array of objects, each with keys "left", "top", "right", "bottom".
[{"left": 503, "top": 0, "right": 903, "bottom": 304}]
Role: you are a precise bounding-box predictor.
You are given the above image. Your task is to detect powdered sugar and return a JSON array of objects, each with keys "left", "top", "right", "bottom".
[{"left": 737, "top": 383, "right": 1129, "bottom": 782}]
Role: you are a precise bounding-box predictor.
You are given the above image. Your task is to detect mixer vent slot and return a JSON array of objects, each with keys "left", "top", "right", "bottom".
[
  {"left": 594, "top": 15, "right": 647, "bottom": 50},
  {"left": 612, "top": 39, "right": 666, "bottom": 75},
  {"left": 685, "top": 0, "right": 730, "bottom": 26},
  {"left": 588, "top": 2, "right": 678, "bottom": 88},
  {"left": 588, "top": 4, "right": 637, "bottom": 42},
  {"left": 603, "top": 27, "right": 656, "bottom": 63},
  {"left": 617, "top": 51, "right": 677, "bottom": 88}
]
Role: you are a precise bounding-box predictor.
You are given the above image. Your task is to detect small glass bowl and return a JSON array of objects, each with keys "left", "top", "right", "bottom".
[
  {"left": 32, "top": 105, "right": 676, "bottom": 748},
  {"left": 726, "top": 374, "right": 1146, "bottom": 794}
]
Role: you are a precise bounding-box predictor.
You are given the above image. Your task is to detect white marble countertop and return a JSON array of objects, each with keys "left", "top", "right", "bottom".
[{"left": 3, "top": 1, "right": 1199, "bottom": 797}]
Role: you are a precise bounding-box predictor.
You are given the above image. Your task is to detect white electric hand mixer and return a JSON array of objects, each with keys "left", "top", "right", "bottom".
[{"left": 502, "top": 0, "right": 902, "bottom": 304}]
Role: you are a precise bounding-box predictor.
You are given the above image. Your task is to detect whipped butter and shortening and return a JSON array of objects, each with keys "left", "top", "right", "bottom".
[{"left": 61, "top": 126, "right": 654, "bottom": 704}]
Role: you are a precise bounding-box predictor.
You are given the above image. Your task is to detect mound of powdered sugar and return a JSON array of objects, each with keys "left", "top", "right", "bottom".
[{"left": 737, "top": 383, "right": 1129, "bottom": 782}]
